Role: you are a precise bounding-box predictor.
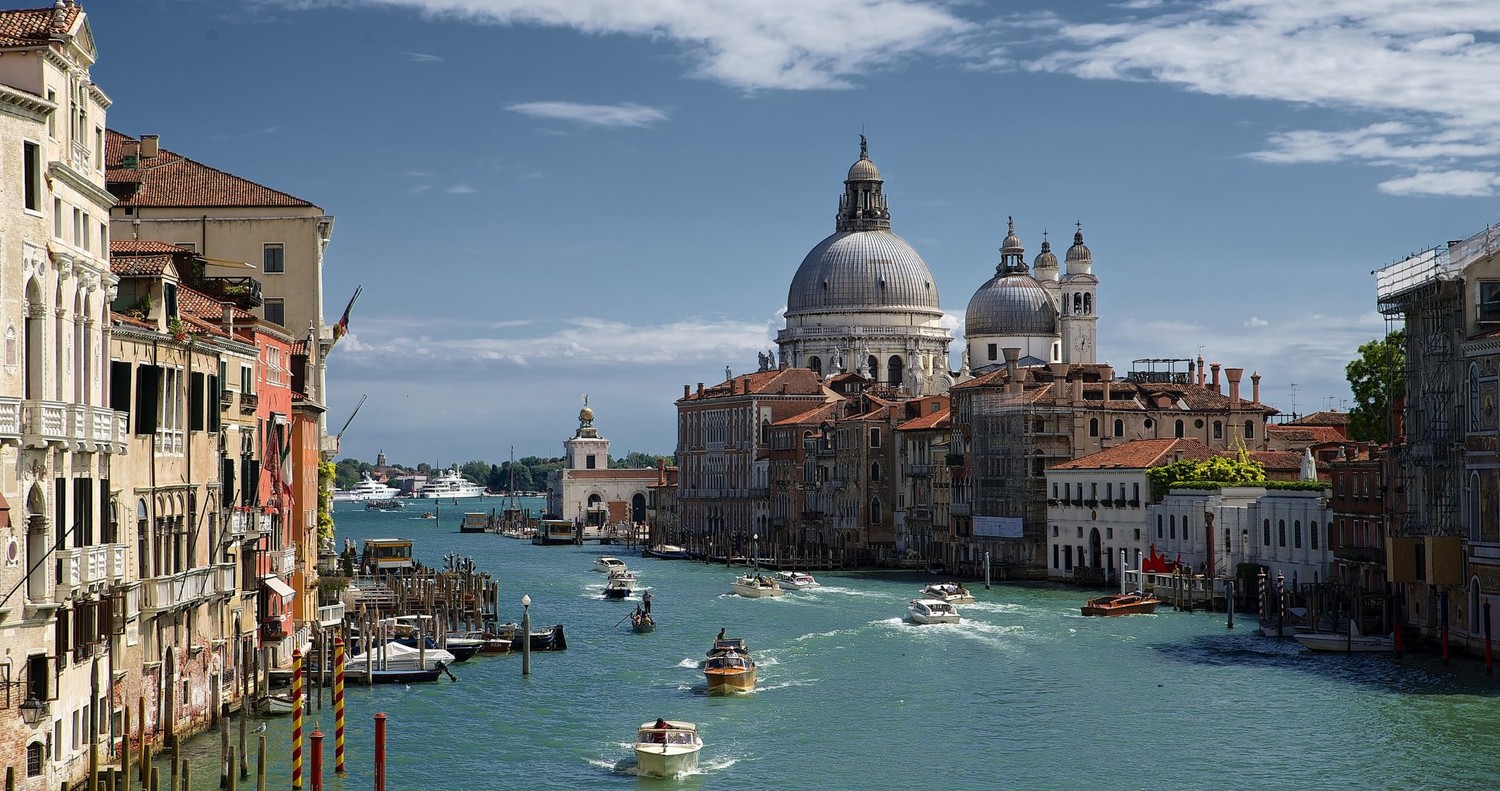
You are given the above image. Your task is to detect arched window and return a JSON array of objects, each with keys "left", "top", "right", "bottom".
[
  {"left": 1263, "top": 518, "right": 1271, "bottom": 546},
  {"left": 27, "top": 741, "right": 44, "bottom": 777},
  {"left": 888, "top": 355, "right": 904, "bottom": 387},
  {"left": 1062, "top": 294, "right": 1070, "bottom": 315},
  {"left": 1310, "top": 521, "right": 1319, "bottom": 550},
  {"left": 1073, "top": 293, "right": 1083, "bottom": 314},
  {"left": 1213, "top": 421, "right": 1223, "bottom": 439},
  {"left": 1170, "top": 514, "right": 1176, "bottom": 539},
  {"left": 1156, "top": 514, "right": 1163, "bottom": 539},
  {"left": 1089, "top": 418, "right": 1099, "bottom": 437},
  {"left": 1244, "top": 420, "right": 1254, "bottom": 439},
  {"left": 137, "top": 499, "right": 150, "bottom": 579},
  {"left": 1113, "top": 419, "right": 1124, "bottom": 437},
  {"left": 1083, "top": 293, "right": 1092, "bottom": 315},
  {"left": 1174, "top": 419, "right": 1184, "bottom": 438},
  {"left": 1294, "top": 520, "right": 1302, "bottom": 549},
  {"left": 1278, "top": 519, "right": 1286, "bottom": 548},
  {"left": 870, "top": 462, "right": 880, "bottom": 482},
  {"left": 808, "top": 356, "right": 822, "bottom": 376},
  {"left": 870, "top": 498, "right": 882, "bottom": 525},
  {"left": 866, "top": 355, "right": 879, "bottom": 381}
]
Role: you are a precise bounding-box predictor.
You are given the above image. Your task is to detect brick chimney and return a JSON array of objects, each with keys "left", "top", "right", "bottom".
[
  {"left": 141, "top": 134, "right": 160, "bottom": 158},
  {"left": 684, "top": 384, "right": 691, "bottom": 400},
  {"left": 696, "top": 382, "right": 704, "bottom": 398},
  {"left": 1004, "top": 347, "right": 1022, "bottom": 396},
  {"left": 1100, "top": 365, "right": 1113, "bottom": 403},
  {"left": 1226, "top": 368, "right": 1244, "bottom": 409},
  {"left": 1210, "top": 363, "right": 1221, "bottom": 393},
  {"left": 1197, "top": 354, "right": 1206, "bottom": 386},
  {"left": 1251, "top": 371, "right": 1261, "bottom": 404}
]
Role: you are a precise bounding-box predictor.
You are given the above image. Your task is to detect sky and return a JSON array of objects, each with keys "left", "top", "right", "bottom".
[{"left": 83, "top": 0, "right": 1500, "bottom": 467}]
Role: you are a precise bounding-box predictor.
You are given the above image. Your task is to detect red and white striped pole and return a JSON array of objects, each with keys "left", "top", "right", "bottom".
[
  {"left": 334, "top": 637, "right": 347, "bottom": 774},
  {"left": 292, "top": 647, "right": 304, "bottom": 788}
]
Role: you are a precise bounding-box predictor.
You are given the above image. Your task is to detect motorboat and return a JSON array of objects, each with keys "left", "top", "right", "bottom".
[
  {"left": 1293, "top": 624, "right": 1395, "bottom": 653},
  {"left": 632, "top": 719, "right": 703, "bottom": 779},
  {"left": 364, "top": 499, "right": 404, "bottom": 512},
  {"left": 921, "top": 582, "right": 975, "bottom": 605},
  {"left": 604, "top": 575, "right": 633, "bottom": 600},
  {"left": 493, "top": 622, "right": 568, "bottom": 651},
  {"left": 256, "top": 693, "right": 296, "bottom": 715},
  {"left": 731, "top": 573, "right": 784, "bottom": 598},
  {"left": 447, "top": 630, "right": 512, "bottom": 654},
  {"left": 384, "top": 615, "right": 481, "bottom": 661},
  {"left": 642, "top": 544, "right": 691, "bottom": 560},
  {"left": 703, "top": 637, "right": 756, "bottom": 694},
  {"left": 416, "top": 468, "right": 484, "bottom": 499},
  {"left": 595, "top": 556, "right": 629, "bottom": 573},
  {"left": 334, "top": 473, "right": 401, "bottom": 501},
  {"left": 773, "top": 571, "right": 819, "bottom": 590},
  {"left": 345, "top": 641, "right": 457, "bottom": 683},
  {"left": 908, "top": 598, "right": 962, "bottom": 624},
  {"left": 1081, "top": 592, "right": 1162, "bottom": 617},
  {"left": 630, "top": 608, "right": 655, "bottom": 634}
]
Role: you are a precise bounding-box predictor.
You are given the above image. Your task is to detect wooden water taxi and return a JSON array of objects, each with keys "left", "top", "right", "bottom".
[
  {"left": 703, "top": 637, "right": 756, "bottom": 694},
  {"left": 1080, "top": 592, "right": 1161, "bottom": 616}
]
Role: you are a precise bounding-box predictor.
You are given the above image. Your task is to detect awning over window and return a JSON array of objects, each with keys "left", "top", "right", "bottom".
[
  {"left": 261, "top": 576, "right": 296, "bottom": 602},
  {"left": 0, "top": 489, "right": 10, "bottom": 528}
]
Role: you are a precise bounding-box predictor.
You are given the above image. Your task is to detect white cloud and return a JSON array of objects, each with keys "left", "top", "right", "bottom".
[
  {"left": 505, "top": 101, "right": 668, "bottom": 128},
  {"left": 399, "top": 51, "right": 445, "bottom": 62},
  {"left": 1377, "top": 169, "right": 1500, "bottom": 198},
  {"left": 269, "top": 0, "right": 971, "bottom": 91},
  {"left": 334, "top": 314, "right": 774, "bottom": 369},
  {"left": 445, "top": 183, "right": 478, "bottom": 194},
  {"left": 1244, "top": 317, "right": 1268, "bottom": 328},
  {"left": 1028, "top": 0, "right": 1500, "bottom": 194}
]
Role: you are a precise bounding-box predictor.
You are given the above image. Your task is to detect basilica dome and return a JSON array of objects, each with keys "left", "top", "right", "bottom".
[
  {"left": 966, "top": 272, "right": 1057, "bottom": 336},
  {"left": 786, "top": 231, "right": 941, "bottom": 317}
]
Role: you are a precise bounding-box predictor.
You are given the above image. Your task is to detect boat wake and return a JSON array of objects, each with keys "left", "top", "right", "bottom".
[
  {"left": 756, "top": 677, "right": 816, "bottom": 692},
  {"left": 792, "top": 627, "right": 862, "bottom": 642},
  {"left": 808, "top": 585, "right": 887, "bottom": 599},
  {"left": 963, "top": 601, "right": 1026, "bottom": 614},
  {"left": 676, "top": 658, "right": 700, "bottom": 669}
]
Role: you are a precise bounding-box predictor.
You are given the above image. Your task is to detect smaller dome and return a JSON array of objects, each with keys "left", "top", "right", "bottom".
[
  {"left": 1033, "top": 240, "right": 1058, "bottom": 270},
  {"left": 579, "top": 406, "right": 595, "bottom": 422},
  {"left": 1000, "top": 216, "right": 1023, "bottom": 255},
  {"left": 848, "top": 156, "right": 880, "bottom": 182},
  {"left": 1066, "top": 228, "right": 1091, "bottom": 263},
  {"left": 966, "top": 273, "right": 1058, "bottom": 337}
]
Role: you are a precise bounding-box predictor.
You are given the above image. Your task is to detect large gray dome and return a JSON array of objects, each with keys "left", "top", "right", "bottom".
[
  {"left": 786, "top": 231, "right": 941, "bottom": 317},
  {"left": 966, "top": 273, "right": 1057, "bottom": 336}
]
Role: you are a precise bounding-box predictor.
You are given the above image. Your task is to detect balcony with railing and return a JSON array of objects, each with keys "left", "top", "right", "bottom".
[
  {"left": 140, "top": 566, "right": 215, "bottom": 612},
  {"left": 22, "top": 400, "right": 67, "bottom": 447},
  {"left": 215, "top": 563, "right": 237, "bottom": 597},
  {"left": 193, "top": 276, "right": 263, "bottom": 308},
  {"left": 53, "top": 544, "right": 119, "bottom": 601},
  {"left": 0, "top": 397, "right": 21, "bottom": 441},
  {"left": 239, "top": 392, "right": 259, "bottom": 413},
  {"left": 908, "top": 463, "right": 932, "bottom": 477},
  {"left": 224, "top": 510, "right": 248, "bottom": 541}
]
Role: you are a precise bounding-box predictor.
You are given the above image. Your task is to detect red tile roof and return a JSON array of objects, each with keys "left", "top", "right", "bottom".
[
  {"left": 1266, "top": 425, "right": 1346, "bottom": 444},
  {"left": 1285, "top": 411, "right": 1350, "bottom": 429},
  {"left": 898, "top": 407, "right": 950, "bottom": 431},
  {"left": 110, "top": 254, "right": 172, "bottom": 277},
  {"left": 1051, "top": 438, "right": 1219, "bottom": 470},
  {"left": 111, "top": 240, "right": 185, "bottom": 255},
  {"left": 105, "top": 129, "right": 317, "bottom": 208},
  {"left": 178, "top": 286, "right": 256, "bottom": 323},
  {"left": 0, "top": 6, "right": 79, "bottom": 48},
  {"left": 680, "top": 367, "right": 827, "bottom": 401},
  {"left": 775, "top": 403, "right": 840, "bottom": 427}
]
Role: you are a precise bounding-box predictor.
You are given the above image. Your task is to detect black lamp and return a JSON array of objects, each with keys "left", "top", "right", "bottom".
[{"left": 19, "top": 697, "right": 47, "bottom": 726}]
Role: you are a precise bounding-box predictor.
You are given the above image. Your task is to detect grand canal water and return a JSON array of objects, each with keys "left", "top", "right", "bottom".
[{"left": 166, "top": 498, "right": 1500, "bottom": 789}]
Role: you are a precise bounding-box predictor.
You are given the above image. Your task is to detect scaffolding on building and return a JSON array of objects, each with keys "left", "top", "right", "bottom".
[
  {"left": 968, "top": 386, "right": 1074, "bottom": 565},
  {"left": 1376, "top": 239, "right": 1472, "bottom": 538}
]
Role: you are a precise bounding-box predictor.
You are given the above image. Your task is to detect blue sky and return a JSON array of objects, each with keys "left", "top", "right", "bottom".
[{"left": 86, "top": 0, "right": 1500, "bottom": 466}]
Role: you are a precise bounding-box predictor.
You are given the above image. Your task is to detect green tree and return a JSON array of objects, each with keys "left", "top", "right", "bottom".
[
  {"left": 333, "top": 457, "right": 372, "bottom": 489},
  {"left": 1147, "top": 452, "right": 1266, "bottom": 500},
  {"left": 1346, "top": 330, "right": 1405, "bottom": 443},
  {"left": 612, "top": 451, "right": 675, "bottom": 469},
  {"left": 496, "top": 461, "right": 534, "bottom": 491},
  {"left": 459, "top": 459, "right": 490, "bottom": 486}
]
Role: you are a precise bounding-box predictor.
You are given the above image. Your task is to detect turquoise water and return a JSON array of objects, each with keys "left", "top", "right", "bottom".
[{"left": 164, "top": 498, "right": 1500, "bottom": 789}]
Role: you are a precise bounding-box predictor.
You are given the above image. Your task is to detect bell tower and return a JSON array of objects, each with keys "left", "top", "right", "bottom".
[{"left": 1059, "top": 224, "right": 1098, "bottom": 365}]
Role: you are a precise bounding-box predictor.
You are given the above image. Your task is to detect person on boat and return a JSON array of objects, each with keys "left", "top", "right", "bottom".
[
  {"left": 642, "top": 589, "right": 653, "bottom": 614},
  {"left": 717, "top": 628, "right": 726, "bottom": 641}
]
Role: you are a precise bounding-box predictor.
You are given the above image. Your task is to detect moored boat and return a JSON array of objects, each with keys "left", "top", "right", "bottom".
[
  {"left": 447, "top": 630, "right": 512, "bottom": 654},
  {"left": 643, "top": 544, "right": 691, "bottom": 559},
  {"left": 1081, "top": 592, "right": 1161, "bottom": 616},
  {"left": 908, "top": 598, "right": 961, "bottom": 624},
  {"left": 493, "top": 622, "right": 568, "bottom": 651},
  {"left": 921, "top": 582, "right": 975, "bottom": 604},
  {"left": 416, "top": 468, "right": 484, "bottom": 499},
  {"left": 703, "top": 637, "right": 756, "bottom": 694},
  {"left": 1293, "top": 624, "right": 1395, "bottom": 653},
  {"left": 731, "top": 573, "right": 784, "bottom": 598},
  {"left": 773, "top": 570, "right": 819, "bottom": 590},
  {"left": 345, "top": 641, "right": 456, "bottom": 683},
  {"left": 256, "top": 693, "right": 296, "bottom": 715},
  {"left": 632, "top": 719, "right": 703, "bottom": 778}
]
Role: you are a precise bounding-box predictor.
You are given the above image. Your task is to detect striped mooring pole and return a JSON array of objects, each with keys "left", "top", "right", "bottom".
[
  {"left": 1257, "top": 568, "right": 1266, "bottom": 620},
  {"left": 292, "top": 648, "right": 304, "bottom": 789},
  {"left": 334, "top": 637, "right": 347, "bottom": 774}
]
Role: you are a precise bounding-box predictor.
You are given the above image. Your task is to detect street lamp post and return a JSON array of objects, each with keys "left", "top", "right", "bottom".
[{"left": 521, "top": 594, "right": 531, "bottom": 676}]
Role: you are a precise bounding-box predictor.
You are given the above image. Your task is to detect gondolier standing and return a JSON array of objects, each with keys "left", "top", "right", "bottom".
[{"left": 642, "top": 589, "right": 653, "bottom": 614}]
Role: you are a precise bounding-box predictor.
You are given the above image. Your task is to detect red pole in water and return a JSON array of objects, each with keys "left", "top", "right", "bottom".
[
  {"left": 1440, "top": 590, "right": 1450, "bottom": 666},
  {"left": 373, "top": 713, "right": 387, "bottom": 791},
  {"left": 310, "top": 730, "right": 323, "bottom": 791}
]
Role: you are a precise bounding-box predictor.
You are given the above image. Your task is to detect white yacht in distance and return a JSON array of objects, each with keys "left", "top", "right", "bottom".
[
  {"left": 417, "top": 468, "right": 484, "bottom": 499},
  {"left": 333, "top": 473, "right": 400, "bottom": 502}
]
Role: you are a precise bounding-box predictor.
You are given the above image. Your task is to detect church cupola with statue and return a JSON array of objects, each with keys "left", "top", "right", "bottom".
[
  {"left": 565, "top": 396, "right": 611, "bottom": 471},
  {"left": 965, "top": 217, "right": 1061, "bottom": 371},
  {"left": 776, "top": 136, "right": 954, "bottom": 394}
]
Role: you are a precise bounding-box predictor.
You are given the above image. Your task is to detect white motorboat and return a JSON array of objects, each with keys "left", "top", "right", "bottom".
[
  {"left": 731, "top": 573, "right": 784, "bottom": 598},
  {"left": 1293, "top": 624, "right": 1395, "bottom": 653},
  {"left": 607, "top": 568, "right": 638, "bottom": 584},
  {"left": 632, "top": 719, "right": 703, "bottom": 778},
  {"left": 604, "top": 574, "right": 634, "bottom": 600},
  {"left": 416, "top": 468, "right": 484, "bottom": 499},
  {"left": 773, "top": 571, "right": 819, "bottom": 590},
  {"left": 334, "top": 473, "right": 400, "bottom": 502},
  {"left": 908, "top": 598, "right": 961, "bottom": 624},
  {"left": 595, "top": 556, "right": 629, "bottom": 574},
  {"left": 921, "top": 582, "right": 975, "bottom": 605},
  {"left": 345, "top": 641, "right": 456, "bottom": 683}
]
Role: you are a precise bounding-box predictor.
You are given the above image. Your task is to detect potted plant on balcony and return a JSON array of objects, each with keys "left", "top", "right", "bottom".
[{"left": 167, "top": 317, "right": 190, "bottom": 342}]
